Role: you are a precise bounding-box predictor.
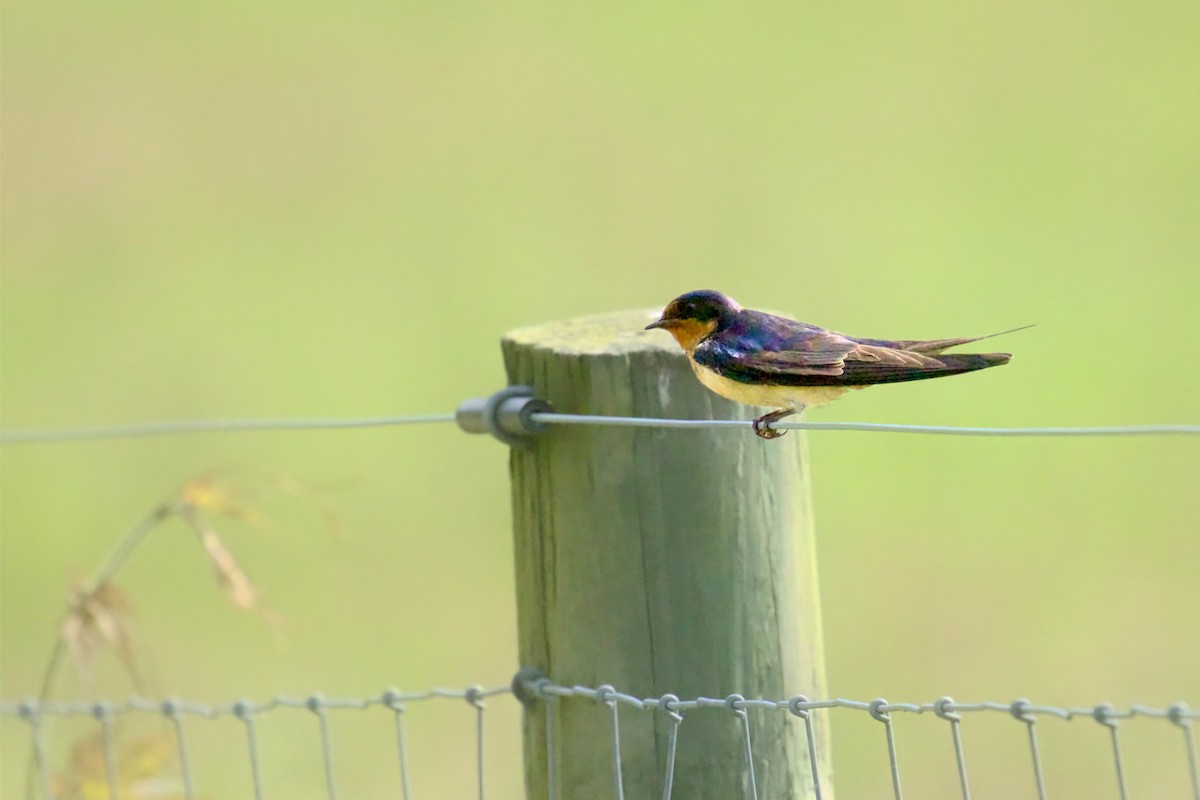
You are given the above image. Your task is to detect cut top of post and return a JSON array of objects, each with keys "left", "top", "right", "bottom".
[{"left": 503, "top": 309, "right": 678, "bottom": 356}]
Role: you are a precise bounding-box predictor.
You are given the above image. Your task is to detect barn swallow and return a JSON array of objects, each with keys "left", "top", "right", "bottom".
[{"left": 646, "top": 289, "right": 1027, "bottom": 439}]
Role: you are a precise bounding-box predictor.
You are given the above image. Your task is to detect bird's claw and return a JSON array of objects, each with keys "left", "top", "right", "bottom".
[{"left": 752, "top": 417, "right": 787, "bottom": 439}]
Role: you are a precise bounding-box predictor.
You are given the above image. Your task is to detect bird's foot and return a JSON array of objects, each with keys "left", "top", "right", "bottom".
[
  {"left": 752, "top": 409, "right": 795, "bottom": 439},
  {"left": 753, "top": 418, "right": 786, "bottom": 439}
]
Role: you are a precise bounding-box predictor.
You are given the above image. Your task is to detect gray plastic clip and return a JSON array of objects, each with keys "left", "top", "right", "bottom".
[
  {"left": 511, "top": 667, "right": 548, "bottom": 708},
  {"left": 456, "top": 386, "right": 552, "bottom": 445}
]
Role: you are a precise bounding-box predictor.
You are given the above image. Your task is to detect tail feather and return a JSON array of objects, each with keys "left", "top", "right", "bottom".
[
  {"left": 855, "top": 324, "right": 1035, "bottom": 354},
  {"left": 827, "top": 351, "right": 1011, "bottom": 385},
  {"left": 939, "top": 352, "right": 1011, "bottom": 369}
]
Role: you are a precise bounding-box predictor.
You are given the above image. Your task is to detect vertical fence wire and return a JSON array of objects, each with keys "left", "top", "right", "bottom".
[
  {"left": 788, "top": 696, "right": 824, "bottom": 800},
  {"left": 1170, "top": 704, "right": 1200, "bottom": 800},
  {"left": 658, "top": 695, "right": 682, "bottom": 800},
  {"left": 20, "top": 702, "right": 54, "bottom": 800},
  {"left": 726, "top": 695, "right": 759, "bottom": 800},
  {"left": 934, "top": 697, "right": 971, "bottom": 800},
  {"left": 597, "top": 686, "right": 625, "bottom": 800},
  {"left": 1189, "top": 731, "right": 1200, "bottom": 800},
  {"left": 235, "top": 701, "right": 266, "bottom": 800},
  {"left": 1028, "top": 722, "right": 1048, "bottom": 800},
  {"left": 467, "top": 687, "right": 486, "bottom": 800},
  {"left": 163, "top": 700, "right": 197, "bottom": 800},
  {"left": 1093, "top": 706, "right": 1127, "bottom": 800},
  {"left": 1108, "top": 724, "right": 1128, "bottom": 800},
  {"left": 544, "top": 691, "right": 558, "bottom": 800},
  {"left": 869, "top": 700, "right": 904, "bottom": 800},
  {"left": 384, "top": 692, "right": 412, "bottom": 800},
  {"left": 1011, "top": 700, "right": 1048, "bottom": 800},
  {"left": 95, "top": 703, "right": 120, "bottom": 800},
  {"left": 308, "top": 697, "right": 339, "bottom": 800}
]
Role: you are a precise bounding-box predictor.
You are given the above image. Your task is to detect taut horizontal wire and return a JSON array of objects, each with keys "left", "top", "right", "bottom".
[
  {"left": 531, "top": 413, "right": 1200, "bottom": 437},
  {"left": 1, "top": 410, "right": 1197, "bottom": 444},
  {"left": 0, "top": 414, "right": 457, "bottom": 444}
]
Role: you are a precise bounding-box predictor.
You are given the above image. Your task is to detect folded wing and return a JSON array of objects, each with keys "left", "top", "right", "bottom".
[{"left": 695, "top": 313, "right": 1011, "bottom": 387}]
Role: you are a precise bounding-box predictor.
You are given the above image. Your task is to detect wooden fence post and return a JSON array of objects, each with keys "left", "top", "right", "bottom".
[{"left": 504, "top": 309, "right": 831, "bottom": 799}]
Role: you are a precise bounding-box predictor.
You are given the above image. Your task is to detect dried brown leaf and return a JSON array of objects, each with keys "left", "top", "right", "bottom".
[
  {"left": 61, "top": 582, "right": 143, "bottom": 691},
  {"left": 198, "top": 526, "right": 259, "bottom": 610},
  {"left": 176, "top": 506, "right": 260, "bottom": 611}
]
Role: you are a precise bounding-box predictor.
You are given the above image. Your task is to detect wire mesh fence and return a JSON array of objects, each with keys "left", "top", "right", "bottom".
[
  {"left": 4, "top": 388, "right": 1197, "bottom": 799},
  {"left": 4, "top": 680, "right": 1196, "bottom": 800}
]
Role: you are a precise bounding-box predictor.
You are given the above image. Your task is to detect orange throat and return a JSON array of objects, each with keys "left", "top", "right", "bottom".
[{"left": 663, "top": 319, "right": 718, "bottom": 353}]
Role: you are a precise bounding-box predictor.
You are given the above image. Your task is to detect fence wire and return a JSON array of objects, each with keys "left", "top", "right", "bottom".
[
  {"left": 4, "top": 682, "right": 1196, "bottom": 800},
  {"left": 3, "top": 390, "right": 1198, "bottom": 444},
  {"left": 4, "top": 686, "right": 509, "bottom": 800}
]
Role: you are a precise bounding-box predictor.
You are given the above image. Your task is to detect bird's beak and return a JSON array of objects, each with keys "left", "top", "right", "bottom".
[{"left": 645, "top": 318, "right": 670, "bottom": 331}]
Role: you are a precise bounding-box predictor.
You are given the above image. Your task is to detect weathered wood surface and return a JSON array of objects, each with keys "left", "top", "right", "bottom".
[{"left": 504, "top": 309, "right": 831, "bottom": 799}]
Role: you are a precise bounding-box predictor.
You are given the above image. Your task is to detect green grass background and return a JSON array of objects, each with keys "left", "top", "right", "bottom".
[{"left": 3, "top": 2, "right": 1198, "bottom": 798}]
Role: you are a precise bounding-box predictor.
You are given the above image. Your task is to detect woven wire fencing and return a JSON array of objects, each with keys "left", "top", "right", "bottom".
[
  {"left": 4, "top": 392, "right": 1198, "bottom": 798},
  {"left": 4, "top": 681, "right": 1197, "bottom": 800}
]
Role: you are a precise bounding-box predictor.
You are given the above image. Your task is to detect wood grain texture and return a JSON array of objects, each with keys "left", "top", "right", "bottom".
[{"left": 504, "top": 309, "right": 831, "bottom": 800}]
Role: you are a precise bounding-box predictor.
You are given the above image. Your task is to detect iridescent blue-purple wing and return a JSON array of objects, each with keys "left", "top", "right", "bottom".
[{"left": 694, "top": 311, "right": 1009, "bottom": 387}]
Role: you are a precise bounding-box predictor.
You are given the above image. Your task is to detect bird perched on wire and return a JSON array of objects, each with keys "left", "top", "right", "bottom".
[{"left": 645, "top": 289, "right": 1028, "bottom": 439}]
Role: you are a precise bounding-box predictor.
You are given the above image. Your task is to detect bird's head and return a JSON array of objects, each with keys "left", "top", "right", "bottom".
[{"left": 645, "top": 290, "right": 740, "bottom": 351}]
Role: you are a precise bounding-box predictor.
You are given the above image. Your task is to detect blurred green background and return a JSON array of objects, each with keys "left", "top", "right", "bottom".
[{"left": 3, "top": 2, "right": 1198, "bottom": 798}]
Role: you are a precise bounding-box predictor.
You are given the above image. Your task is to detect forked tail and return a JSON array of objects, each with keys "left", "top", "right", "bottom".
[{"left": 857, "top": 324, "right": 1035, "bottom": 355}]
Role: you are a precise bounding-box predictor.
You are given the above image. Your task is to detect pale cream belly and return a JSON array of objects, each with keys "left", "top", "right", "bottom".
[{"left": 689, "top": 359, "right": 859, "bottom": 409}]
